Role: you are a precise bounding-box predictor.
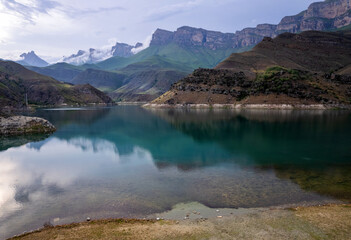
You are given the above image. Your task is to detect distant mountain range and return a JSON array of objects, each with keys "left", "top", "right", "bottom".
[
  {"left": 10, "top": 0, "right": 351, "bottom": 103},
  {"left": 62, "top": 42, "right": 143, "bottom": 65}
]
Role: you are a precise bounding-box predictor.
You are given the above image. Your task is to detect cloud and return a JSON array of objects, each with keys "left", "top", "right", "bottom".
[
  {"left": 131, "top": 34, "right": 152, "bottom": 54},
  {"left": 144, "top": 0, "right": 202, "bottom": 22},
  {"left": 62, "top": 5, "right": 126, "bottom": 19},
  {"left": 0, "top": 0, "right": 60, "bottom": 23}
]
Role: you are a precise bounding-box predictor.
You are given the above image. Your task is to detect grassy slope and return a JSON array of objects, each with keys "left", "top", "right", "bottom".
[
  {"left": 71, "top": 69, "right": 127, "bottom": 92},
  {"left": 216, "top": 30, "right": 351, "bottom": 76}
]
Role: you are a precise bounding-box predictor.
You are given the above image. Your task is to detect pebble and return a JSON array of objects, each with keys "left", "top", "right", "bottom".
[
  {"left": 217, "top": 216, "right": 223, "bottom": 218},
  {"left": 86, "top": 217, "right": 91, "bottom": 222}
]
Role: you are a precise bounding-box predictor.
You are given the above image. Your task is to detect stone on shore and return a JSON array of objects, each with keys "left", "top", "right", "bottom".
[{"left": 0, "top": 116, "right": 56, "bottom": 136}]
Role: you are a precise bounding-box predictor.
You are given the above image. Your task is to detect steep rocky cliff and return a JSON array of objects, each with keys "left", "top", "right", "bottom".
[{"left": 150, "top": 0, "right": 351, "bottom": 50}]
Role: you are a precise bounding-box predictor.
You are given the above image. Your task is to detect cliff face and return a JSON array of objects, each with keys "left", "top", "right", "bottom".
[
  {"left": 277, "top": 0, "right": 351, "bottom": 33},
  {"left": 150, "top": 27, "right": 238, "bottom": 50},
  {"left": 150, "top": 0, "right": 351, "bottom": 50}
]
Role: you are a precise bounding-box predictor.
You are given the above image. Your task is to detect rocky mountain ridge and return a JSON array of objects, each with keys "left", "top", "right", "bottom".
[{"left": 150, "top": 0, "right": 351, "bottom": 50}]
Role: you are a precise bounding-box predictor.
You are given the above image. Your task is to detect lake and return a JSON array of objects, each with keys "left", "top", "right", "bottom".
[{"left": 1, "top": 106, "right": 351, "bottom": 239}]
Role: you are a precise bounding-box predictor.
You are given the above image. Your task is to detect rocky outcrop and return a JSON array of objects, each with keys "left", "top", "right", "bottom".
[
  {"left": 150, "top": 1, "right": 351, "bottom": 50},
  {"left": 0, "top": 116, "right": 56, "bottom": 136}
]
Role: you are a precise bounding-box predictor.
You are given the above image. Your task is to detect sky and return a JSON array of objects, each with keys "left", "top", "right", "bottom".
[{"left": 0, "top": 0, "right": 317, "bottom": 62}]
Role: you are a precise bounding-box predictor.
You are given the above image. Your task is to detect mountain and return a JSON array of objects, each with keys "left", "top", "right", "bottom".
[
  {"left": 109, "top": 56, "right": 191, "bottom": 101},
  {"left": 28, "top": 0, "right": 351, "bottom": 102},
  {"left": 95, "top": 27, "right": 249, "bottom": 72},
  {"left": 0, "top": 61, "right": 113, "bottom": 113},
  {"left": 16, "top": 51, "right": 49, "bottom": 67},
  {"left": 148, "top": 0, "right": 351, "bottom": 52},
  {"left": 112, "top": 42, "right": 143, "bottom": 57},
  {"left": 216, "top": 30, "right": 351, "bottom": 77},
  {"left": 232, "top": 0, "right": 351, "bottom": 49},
  {"left": 62, "top": 42, "right": 143, "bottom": 65},
  {"left": 150, "top": 30, "right": 351, "bottom": 107}
]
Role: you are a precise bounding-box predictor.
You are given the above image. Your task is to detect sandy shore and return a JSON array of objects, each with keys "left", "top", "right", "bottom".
[{"left": 8, "top": 203, "right": 351, "bottom": 240}]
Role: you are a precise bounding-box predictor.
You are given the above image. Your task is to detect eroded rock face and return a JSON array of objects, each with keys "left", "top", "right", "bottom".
[
  {"left": 150, "top": 1, "right": 351, "bottom": 50},
  {"left": 0, "top": 116, "right": 56, "bottom": 136},
  {"left": 278, "top": 0, "right": 351, "bottom": 32}
]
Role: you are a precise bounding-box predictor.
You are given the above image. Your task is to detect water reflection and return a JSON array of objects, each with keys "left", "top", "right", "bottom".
[{"left": 0, "top": 106, "right": 350, "bottom": 239}]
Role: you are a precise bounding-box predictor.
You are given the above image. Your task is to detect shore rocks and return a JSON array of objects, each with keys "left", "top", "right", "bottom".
[{"left": 0, "top": 116, "right": 56, "bottom": 136}]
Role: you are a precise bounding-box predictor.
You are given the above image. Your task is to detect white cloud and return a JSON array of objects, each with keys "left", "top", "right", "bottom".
[
  {"left": 131, "top": 34, "right": 153, "bottom": 54},
  {"left": 144, "top": 0, "right": 202, "bottom": 22}
]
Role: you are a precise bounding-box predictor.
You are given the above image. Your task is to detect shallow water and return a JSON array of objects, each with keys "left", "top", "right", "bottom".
[{"left": 1, "top": 106, "right": 351, "bottom": 239}]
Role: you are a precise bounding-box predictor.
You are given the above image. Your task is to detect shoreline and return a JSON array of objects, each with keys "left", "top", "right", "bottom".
[
  {"left": 7, "top": 202, "right": 351, "bottom": 240},
  {"left": 143, "top": 103, "right": 351, "bottom": 110}
]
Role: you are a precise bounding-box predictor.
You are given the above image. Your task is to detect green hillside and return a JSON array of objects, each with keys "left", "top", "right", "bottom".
[{"left": 0, "top": 61, "right": 112, "bottom": 111}]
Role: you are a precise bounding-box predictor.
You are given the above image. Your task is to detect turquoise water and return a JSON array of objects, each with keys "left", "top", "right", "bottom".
[{"left": 1, "top": 106, "right": 351, "bottom": 239}]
